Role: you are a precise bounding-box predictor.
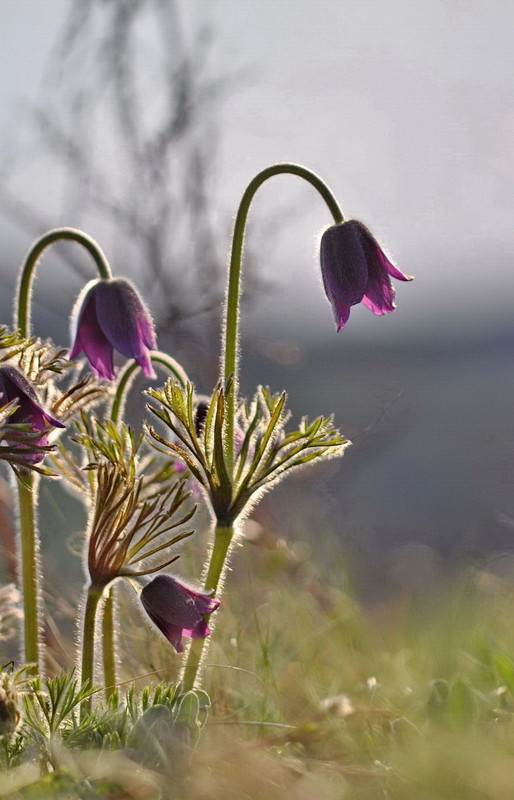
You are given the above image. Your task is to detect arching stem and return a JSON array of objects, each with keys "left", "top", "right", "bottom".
[
  {"left": 181, "top": 165, "right": 344, "bottom": 691},
  {"left": 13, "top": 228, "right": 112, "bottom": 675},
  {"left": 15, "top": 227, "right": 112, "bottom": 337},
  {"left": 222, "top": 163, "right": 344, "bottom": 470}
]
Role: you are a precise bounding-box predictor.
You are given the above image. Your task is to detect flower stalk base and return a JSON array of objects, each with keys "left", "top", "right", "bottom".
[
  {"left": 80, "top": 584, "right": 103, "bottom": 718},
  {"left": 180, "top": 524, "right": 234, "bottom": 691},
  {"left": 16, "top": 473, "right": 40, "bottom": 673}
]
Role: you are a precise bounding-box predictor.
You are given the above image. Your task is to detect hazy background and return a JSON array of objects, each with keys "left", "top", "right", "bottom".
[{"left": 1, "top": 0, "right": 514, "bottom": 598}]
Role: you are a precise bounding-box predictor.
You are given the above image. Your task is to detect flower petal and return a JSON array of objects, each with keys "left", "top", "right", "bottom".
[
  {"left": 376, "top": 248, "right": 412, "bottom": 282},
  {"left": 320, "top": 223, "right": 368, "bottom": 308},
  {"left": 140, "top": 575, "right": 219, "bottom": 654},
  {"left": 0, "top": 366, "right": 65, "bottom": 429},
  {"left": 135, "top": 352, "right": 157, "bottom": 380},
  {"left": 183, "top": 619, "right": 212, "bottom": 639},
  {"left": 69, "top": 286, "right": 115, "bottom": 379},
  {"left": 95, "top": 279, "right": 157, "bottom": 359}
]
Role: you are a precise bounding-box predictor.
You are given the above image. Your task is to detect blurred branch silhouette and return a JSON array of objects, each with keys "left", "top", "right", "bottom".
[{"left": 0, "top": 0, "right": 266, "bottom": 371}]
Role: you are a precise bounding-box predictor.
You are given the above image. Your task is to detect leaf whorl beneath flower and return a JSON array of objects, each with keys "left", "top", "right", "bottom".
[{"left": 146, "top": 380, "right": 349, "bottom": 524}]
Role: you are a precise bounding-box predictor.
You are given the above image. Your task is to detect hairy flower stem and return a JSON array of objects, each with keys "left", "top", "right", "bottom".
[
  {"left": 223, "top": 164, "right": 344, "bottom": 470},
  {"left": 15, "top": 228, "right": 112, "bottom": 338},
  {"left": 80, "top": 584, "right": 103, "bottom": 718},
  {"left": 180, "top": 166, "right": 344, "bottom": 692},
  {"left": 17, "top": 473, "right": 40, "bottom": 672},
  {"left": 98, "top": 352, "right": 189, "bottom": 697},
  {"left": 109, "top": 352, "right": 187, "bottom": 422},
  {"left": 181, "top": 524, "right": 233, "bottom": 691},
  {"left": 101, "top": 592, "right": 116, "bottom": 701},
  {"left": 13, "top": 229, "right": 112, "bottom": 675}
]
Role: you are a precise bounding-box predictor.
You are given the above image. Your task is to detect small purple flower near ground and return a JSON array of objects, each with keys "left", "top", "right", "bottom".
[
  {"left": 320, "top": 220, "right": 412, "bottom": 331},
  {"left": 0, "top": 365, "right": 65, "bottom": 463},
  {"left": 69, "top": 278, "right": 157, "bottom": 380},
  {"left": 141, "top": 574, "right": 220, "bottom": 654}
]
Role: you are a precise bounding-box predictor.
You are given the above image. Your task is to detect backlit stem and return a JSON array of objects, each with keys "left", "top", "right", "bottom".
[
  {"left": 109, "top": 352, "right": 188, "bottom": 422},
  {"left": 222, "top": 164, "right": 343, "bottom": 470},
  {"left": 80, "top": 584, "right": 103, "bottom": 718},
  {"left": 181, "top": 524, "right": 233, "bottom": 691},
  {"left": 13, "top": 228, "right": 112, "bottom": 675},
  {"left": 15, "top": 227, "right": 112, "bottom": 337},
  {"left": 102, "top": 590, "right": 116, "bottom": 701},
  {"left": 17, "top": 473, "right": 40, "bottom": 673},
  {"left": 100, "top": 352, "right": 190, "bottom": 696}
]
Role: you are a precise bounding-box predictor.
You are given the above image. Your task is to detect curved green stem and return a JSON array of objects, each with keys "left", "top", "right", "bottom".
[
  {"left": 16, "top": 473, "right": 41, "bottom": 673},
  {"left": 109, "top": 351, "right": 188, "bottom": 423},
  {"left": 15, "top": 227, "right": 112, "bottom": 337},
  {"left": 13, "top": 229, "right": 111, "bottom": 677},
  {"left": 100, "top": 351, "right": 190, "bottom": 696},
  {"left": 80, "top": 584, "right": 103, "bottom": 718},
  {"left": 181, "top": 524, "right": 234, "bottom": 691},
  {"left": 223, "top": 164, "right": 344, "bottom": 468}
]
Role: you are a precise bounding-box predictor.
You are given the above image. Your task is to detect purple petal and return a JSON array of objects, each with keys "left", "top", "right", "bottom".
[
  {"left": 0, "top": 366, "right": 65, "bottom": 430},
  {"left": 361, "top": 293, "right": 395, "bottom": 315},
  {"left": 140, "top": 575, "right": 219, "bottom": 653},
  {"left": 136, "top": 312, "right": 158, "bottom": 351},
  {"left": 141, "top": 575, "right": 204, "bottom": 629},
  {"left": 95, "top": 279, "right": 156, "bottom": 360},
  {"left": 69, "top": 286, "right": 115, "bottom": 380},
  {"left": 376, "top": 248, "right": 412, "bottom": 282},
  {"left": 352, "top": 222, "right": 402, "bottom": 315},
  {"left": 145, "top": 608, "right": 186, "bottom": 653},
  {"left": 330, "top": 295, "right": 352, "bottom": 332},
  {"left": 320, "top": 223, "right": 368, "bottom": 308},
  {"left": 184, "top": 619, "right": 212, "bottom": 639},
  {"left": 135, "top": 352, "right": 157, "bottom": 380}
]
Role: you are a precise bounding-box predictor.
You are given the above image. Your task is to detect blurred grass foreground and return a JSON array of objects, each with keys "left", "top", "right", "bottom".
[{"left": 3, "top": 532, "right": 514, "bottom": 799}]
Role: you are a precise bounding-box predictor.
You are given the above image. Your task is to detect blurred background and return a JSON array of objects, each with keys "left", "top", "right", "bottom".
[{"left": 1, "top": 0, "right": 514, "bottom": 602}]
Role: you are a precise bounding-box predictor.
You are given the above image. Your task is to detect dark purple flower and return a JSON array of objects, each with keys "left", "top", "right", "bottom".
[
  {"left": 0, "top": 365, "right": 65, "bottom": 463},
  {"left": 69, "top": 278, "right": 157, "bottom": 380},
  {"left": 141, "top": 574, "right": 220, "bottom": 654},
  {"left": 320, "top": 220, "right": 412, "bottom": 331}
]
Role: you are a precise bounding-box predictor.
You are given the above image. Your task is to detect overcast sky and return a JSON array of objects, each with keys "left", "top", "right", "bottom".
[{"left": 1, "top": 1, "right": 514, "bottom": 345}]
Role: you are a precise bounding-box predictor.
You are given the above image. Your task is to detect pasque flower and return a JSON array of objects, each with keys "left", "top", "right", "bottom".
[
  {"left": 320, "top": 220, "right": 412, "bottom": 331},
  {"left": 141, "top": 574, "right": 220, "bottom": 654},
  {"left": 70, "top": 278, "right": 157, "bottom": 380},
  {"left": 0, "top": 365, "right": 65, "bottom": 463}
]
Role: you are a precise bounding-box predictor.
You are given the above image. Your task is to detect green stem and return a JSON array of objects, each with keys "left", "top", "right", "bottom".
[
  {"left": 100, "top": 352, "right": 190, "bottom": 696},
  {"left": 181, "top": 524, "right": 233, "bottom": 691},
  {"left": 222, "top": 164, "right": 344, "bottom": 469},
  {"left": 80, "top": 584, "right": 103, "bottom": 717},
  {"left": 102, "top": 588, "right": 116, "bottom": 701},
  {"left": 109, "top": 351, "right": 188, "bottom": 423},
  {"left": 13, "top": 229, "right": 111, "bottom": 677},
  {"left": 16, "top": 473, "right": 40, "bottom": 673},
  {"left": 15, "top": 227, "right": 112, "bottom": 337}
]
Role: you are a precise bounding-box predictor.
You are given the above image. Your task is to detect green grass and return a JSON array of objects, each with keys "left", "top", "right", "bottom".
[{"left": 4, "top": 535, "right": 514, "bottom": 798}]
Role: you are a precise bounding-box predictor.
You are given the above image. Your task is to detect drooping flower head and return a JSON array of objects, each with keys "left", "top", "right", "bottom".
[
  {"left": 141, "top": 574, "right": 220, "bottom": 654},
  {"left": 70, "top": 278, "right": 157, "bottom": 380},
  {"left": 320, "top": 220, "right": 412, "bottom": 331},
  {"left": 0, "top": 365, "right": 65, "bottom": 463}
]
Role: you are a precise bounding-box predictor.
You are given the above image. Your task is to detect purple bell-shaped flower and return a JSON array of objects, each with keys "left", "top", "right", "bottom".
[
  {"left": 69, "top": 278, "right": 157, "bottom": 380},
  {"left": 320, "top": 220, "right": 412, "bottom": 331},
  {"left": 141, "top": 574, "right": 220, "bottom": 654},
  {"left": 0, "top": 365, "right": 65, "bottom": 463}
]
